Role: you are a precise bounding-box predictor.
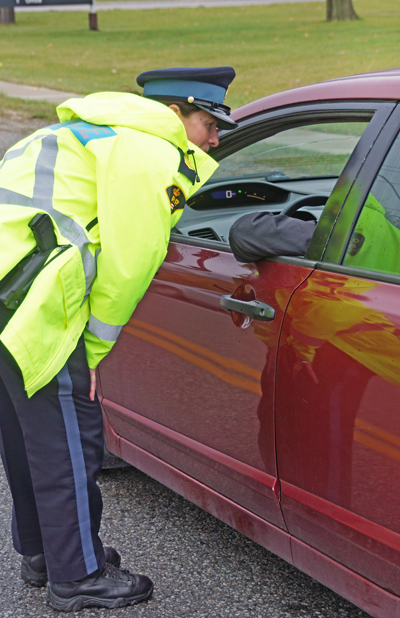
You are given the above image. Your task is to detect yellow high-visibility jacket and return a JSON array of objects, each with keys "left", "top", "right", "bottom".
[
  {"left": 0, "top": 92, "right": 218, "bottom": 397},
  {"left": 343, "top": 194, "right": 400, "bottom": 275}
]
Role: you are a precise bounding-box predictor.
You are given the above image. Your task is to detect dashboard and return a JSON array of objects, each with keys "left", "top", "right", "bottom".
[{"left": 173, "top": 177, "right": 335, "bottom": 244}]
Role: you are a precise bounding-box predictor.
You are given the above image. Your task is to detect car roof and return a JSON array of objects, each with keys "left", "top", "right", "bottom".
[{"left": 232, "top": 68, "right": 400, "bottom": 121}]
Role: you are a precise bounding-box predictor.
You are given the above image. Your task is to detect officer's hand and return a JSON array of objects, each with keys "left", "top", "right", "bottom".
[{"left": 89, "top": 368, "right": 96, "bottom": 401}]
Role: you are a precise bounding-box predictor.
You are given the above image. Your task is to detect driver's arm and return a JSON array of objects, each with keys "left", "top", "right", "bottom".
[{"left": 229, "top": 211, "right": 316, "bottom": 262}]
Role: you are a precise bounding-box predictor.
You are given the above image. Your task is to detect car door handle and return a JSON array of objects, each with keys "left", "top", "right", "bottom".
[{"left": 220, "top": 295, "right": 275, "bottom": 321}]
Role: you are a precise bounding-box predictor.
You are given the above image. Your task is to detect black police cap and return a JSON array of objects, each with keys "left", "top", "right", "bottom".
[{"left": 136, "top": 67, "right": 237, "bottom": 130}]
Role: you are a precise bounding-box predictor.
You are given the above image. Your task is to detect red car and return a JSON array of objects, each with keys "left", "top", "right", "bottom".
[{"left": 98, "top": 69, "right": 400, "bottom": 618}]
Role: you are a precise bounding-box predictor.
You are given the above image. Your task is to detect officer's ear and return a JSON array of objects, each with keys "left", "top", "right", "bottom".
[{"left": 169, "top": 104, "right": 183, "bottom": 119}]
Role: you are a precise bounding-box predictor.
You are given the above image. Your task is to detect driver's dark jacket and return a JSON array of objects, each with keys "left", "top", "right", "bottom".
[{"left": 229, "top": 211, "right": 316, "bottom": 262}]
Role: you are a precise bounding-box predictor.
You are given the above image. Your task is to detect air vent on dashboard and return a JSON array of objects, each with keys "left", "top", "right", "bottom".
[{"left": 188, "top": 227, "right": 220, "bottom": 241}]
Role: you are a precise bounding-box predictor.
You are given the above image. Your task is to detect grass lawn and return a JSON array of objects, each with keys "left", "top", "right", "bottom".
[
  {"left": 0, "top": 0, "right": 398, "bottom": 118},
  {"left": 0, "top": 93, "right": 55, "bottom": 118}
]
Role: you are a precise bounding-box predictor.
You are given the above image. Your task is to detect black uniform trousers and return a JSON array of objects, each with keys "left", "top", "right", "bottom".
[{"left": 0, "top": 305, "right": 106, "bottom": 583}]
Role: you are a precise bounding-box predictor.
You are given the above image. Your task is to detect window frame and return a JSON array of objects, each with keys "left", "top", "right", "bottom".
[
  {"left": 318, "top": 102, "right": 400, "bottom": 269},
  {"left": 170, "top": 101, "right": 397, "bottom": 265},
  {"left": 214, "top": 101, "right": 383, "bottom": 162}
]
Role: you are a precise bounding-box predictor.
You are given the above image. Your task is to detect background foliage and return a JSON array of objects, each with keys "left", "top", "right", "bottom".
[{"left": 0, "top": 0, "right": 398, "bottom": 116}]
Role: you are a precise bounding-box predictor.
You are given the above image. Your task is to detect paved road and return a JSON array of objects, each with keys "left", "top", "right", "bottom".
[
  {"left": 0, "top": 81, "right": 80, "bottom": 104},
  {"left": 0, "top": 462, "right": 372, "bottom": 618},
  {"left": 15, "top": 0, "right": 323, "bottom": 12}
]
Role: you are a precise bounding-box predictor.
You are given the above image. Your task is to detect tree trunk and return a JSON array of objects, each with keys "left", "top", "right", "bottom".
[
  {"left": 88, "top": 12, "right": 98, "bottom": 30},
  {"left": 0, "top": 7, "right": 15, "bottom": 25},
  {"left": 326, "top": 0, "right": 359, "bottom": 21}
]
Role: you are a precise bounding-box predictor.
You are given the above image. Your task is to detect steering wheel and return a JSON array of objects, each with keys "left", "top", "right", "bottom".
[{"left": 280, "top": 194, "right": 329, "bottom": 217}]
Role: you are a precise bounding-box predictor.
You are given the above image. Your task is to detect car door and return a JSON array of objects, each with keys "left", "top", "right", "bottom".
[
  {"left": 98, "top": 101, "right": 391, "bottom": 554},
  {"left": 275, "top": 104, "right": 400, "bottom": 595}
]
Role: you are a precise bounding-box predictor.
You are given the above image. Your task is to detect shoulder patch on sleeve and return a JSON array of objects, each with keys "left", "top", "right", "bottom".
[
  {"left": 166, "top": 185, "right": 186, "bottom": 214},
  {"left": 50, "top": 120, "right": 117, "bottom": 146},
  {"left": 347, "top": 232, "right": 365, "bottom": 257}
]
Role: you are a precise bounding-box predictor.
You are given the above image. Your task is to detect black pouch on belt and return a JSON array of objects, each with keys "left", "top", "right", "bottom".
[{"left": 0, "top": 213, "right": 68, "bottom": 311}]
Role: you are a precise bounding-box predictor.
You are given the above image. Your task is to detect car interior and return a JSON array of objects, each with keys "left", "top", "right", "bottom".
[{"left": 171, "top": 120, "right": 370, "bottom": 248}]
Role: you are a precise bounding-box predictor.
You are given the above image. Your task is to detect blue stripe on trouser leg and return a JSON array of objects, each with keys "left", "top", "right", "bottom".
[{"left": 57, "top": 364, "right": 98, "bottom": 575}]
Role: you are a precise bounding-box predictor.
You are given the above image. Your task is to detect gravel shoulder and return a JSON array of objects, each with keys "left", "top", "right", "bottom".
[
  {"left": 0, "top": 463, "right": 371, "bottom": 618},
  {"left": 0, "top": 112, "right": 50, "bottom": 158}
]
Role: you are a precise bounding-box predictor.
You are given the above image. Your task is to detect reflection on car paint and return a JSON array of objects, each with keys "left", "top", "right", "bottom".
[
  {"left": 124, "top": 318, "right": 262, "bottom": 396},
  {"left": 276, "top": 269, "right": 400, "bottom": 596},
  {"left": 354, "top": 417, "right": 400, "bottom": 463},
  {"left": 281, "top": 273, "right": 400, "bottom": 388}
]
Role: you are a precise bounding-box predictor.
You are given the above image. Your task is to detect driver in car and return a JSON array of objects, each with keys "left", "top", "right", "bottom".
[
  {"left": 229, "top": 192, "right": 400, "bottom": 270},
  {"left": 229, "top": 209, "right": 316, "bottom": 262}
]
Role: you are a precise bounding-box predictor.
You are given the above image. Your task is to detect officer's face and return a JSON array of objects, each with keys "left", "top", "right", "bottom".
[{"left": 170, "top": 106, "right": 219, "bottom": 152}]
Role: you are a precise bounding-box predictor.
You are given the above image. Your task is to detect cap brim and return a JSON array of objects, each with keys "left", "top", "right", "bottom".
[{"left": 194, "top": 102, "right": 238, "bottom": 130}]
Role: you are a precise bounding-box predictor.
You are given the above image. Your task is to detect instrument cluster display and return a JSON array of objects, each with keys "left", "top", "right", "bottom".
[{"left": 187, "top": 181, "right": 288, "bottom": 210}]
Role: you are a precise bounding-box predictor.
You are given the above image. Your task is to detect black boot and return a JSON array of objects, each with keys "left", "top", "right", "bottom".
[
  {"left": 21, "top": 546, "right": 121, "bottom": 587},
  {"left": 21, "top": 552, "right": 48, "bottom": 587},
  {"left": 47, "top": 563, "right": 153, "bottom": 611}
]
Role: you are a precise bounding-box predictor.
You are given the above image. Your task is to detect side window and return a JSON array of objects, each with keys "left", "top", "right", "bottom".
[
  {"left": 175, "top": 117, "right": 371, "bottom": 248},
  {"left": 214, "top": 122, "right": 369, "bottom": 181},
  {"left": 343, "top": 131, "right": 400, "bottom": 276}
]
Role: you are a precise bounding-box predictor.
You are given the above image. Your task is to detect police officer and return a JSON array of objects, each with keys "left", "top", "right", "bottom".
[{"left": 0, "top": 67, "right": 237, "bottom": 612}]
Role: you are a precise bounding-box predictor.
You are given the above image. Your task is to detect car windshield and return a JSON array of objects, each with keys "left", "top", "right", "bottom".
[{"left": 213, "top": 122, "right": 369, "bottom": 181}]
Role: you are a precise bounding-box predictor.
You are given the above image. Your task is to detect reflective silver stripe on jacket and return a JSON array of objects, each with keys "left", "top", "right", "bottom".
[
  {"left": 0, "top": 134, "right": 45, "bottom": 172},
  {"left": 87, "top": 314, "right": 124, "bottom": 342},
  {"left": 0, "top": 133, "right": 98, "bottom": 295}
]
